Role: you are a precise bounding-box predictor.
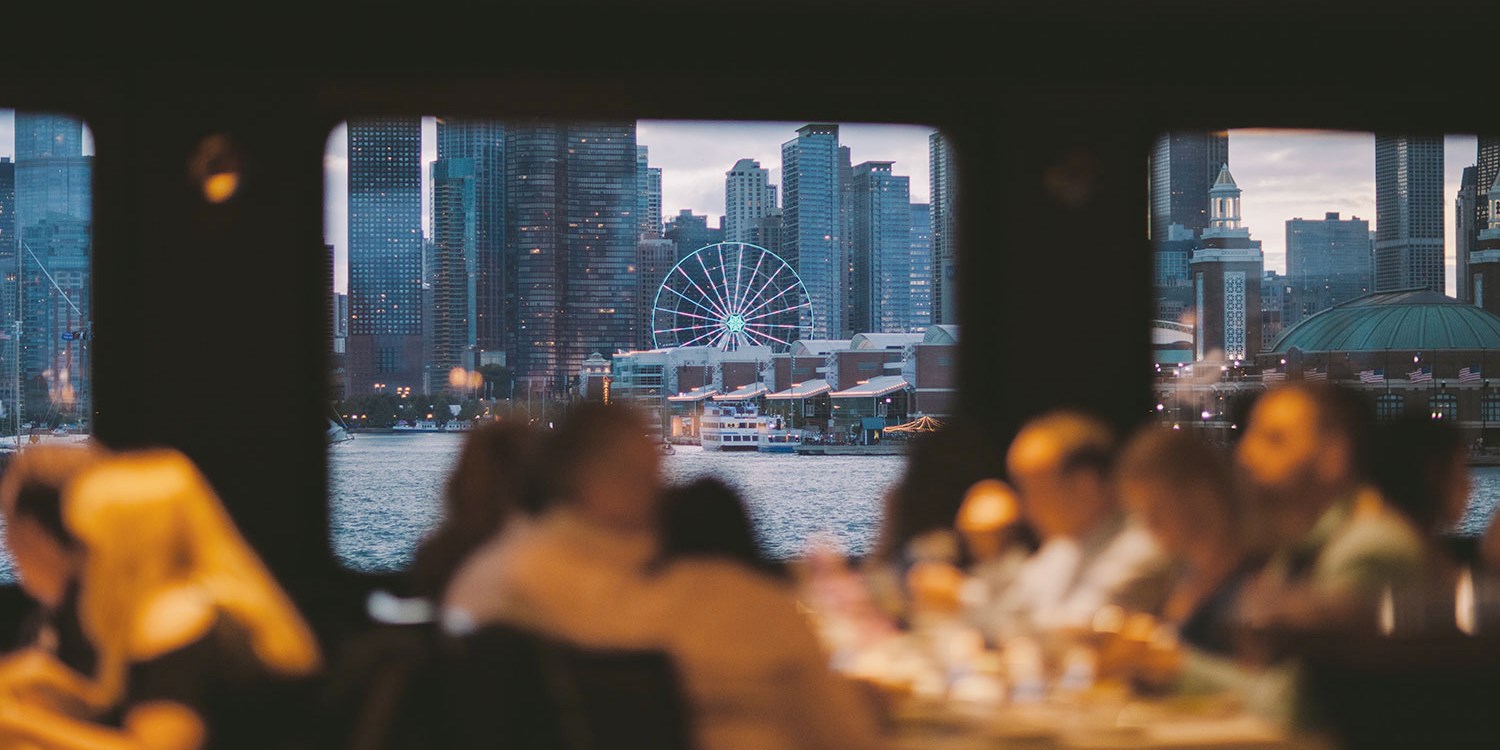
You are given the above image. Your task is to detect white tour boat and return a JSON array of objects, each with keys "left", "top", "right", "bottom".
[{"left": 699, "top": 402, "right": 767, "bottom": 452}]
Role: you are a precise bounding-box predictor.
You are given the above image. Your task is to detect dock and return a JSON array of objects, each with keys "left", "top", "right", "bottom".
[{"left": 794, "top": 443, "right": 906, "bottom": 456}]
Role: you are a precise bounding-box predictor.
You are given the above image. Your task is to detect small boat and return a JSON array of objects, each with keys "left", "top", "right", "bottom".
[
  {"left": 660, "top": 441, "right": 676, "bottom": 455},
  {"left": 327, "top": 418, "right": 354, "bottom": 445}
]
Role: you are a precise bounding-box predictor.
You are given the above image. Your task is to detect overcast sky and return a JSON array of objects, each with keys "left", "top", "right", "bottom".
[{"left": 1229, "top": 129, "right": 1475, "bottom": 292}]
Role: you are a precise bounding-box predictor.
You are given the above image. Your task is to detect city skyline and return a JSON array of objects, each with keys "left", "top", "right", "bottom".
[
  {"left": 323, "top": 119, "right": 936, "bottom": 295},
  {"left": 0, "top": 113, "right": 1483, "bottom": 302}
]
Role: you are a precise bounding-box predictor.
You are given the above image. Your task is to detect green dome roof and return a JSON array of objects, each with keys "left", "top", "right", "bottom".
[{"left": 1270, "top": 290, "right": 1500, "bottom": 353}]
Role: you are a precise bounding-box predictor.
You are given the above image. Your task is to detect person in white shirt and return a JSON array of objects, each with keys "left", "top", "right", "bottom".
[
  {"left": 442, "top": 403, "right": 663, "bottom": 637},
  {"left": 989, "top": 411, "right": 1170, "bottom": 642}
]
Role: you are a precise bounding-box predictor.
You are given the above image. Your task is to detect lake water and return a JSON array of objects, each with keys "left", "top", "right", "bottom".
[
  {"left": 328, "top": 432, "right": 905, "bottom": 572},
  {"left": 3, "top": 434, "right": 1500, "bottom": 582}
]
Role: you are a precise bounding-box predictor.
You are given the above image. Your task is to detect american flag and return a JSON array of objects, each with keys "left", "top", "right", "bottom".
[
  {"left": 1304, "top": 367, "right": 1328, "bottom": 382},
  {"left": 1409, "top": 366, "right": 1433, "bottom": 383},
  {"left": 1262, "top": 370, "right": 1287, "bottom": 383},
  {"left": 1460, "top": 365, "right": 1482, "bottom": 384},
  {"left": 1359, "top": 368, "right": 1386, "bottom": 384}
]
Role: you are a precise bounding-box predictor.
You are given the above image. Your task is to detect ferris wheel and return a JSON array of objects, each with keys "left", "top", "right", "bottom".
[{"left": 652, "top": 242, "right": 812, "bottom": 351}]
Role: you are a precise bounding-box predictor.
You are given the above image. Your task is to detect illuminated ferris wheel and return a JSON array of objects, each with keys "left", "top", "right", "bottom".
[{"left": 652, "top": 242, "right": 812, "bottom": 351}]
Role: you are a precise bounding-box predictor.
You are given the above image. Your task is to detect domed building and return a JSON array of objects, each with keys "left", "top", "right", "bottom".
[{"left": 1258, "top": 289, "right": 1500, "bottom": 437}]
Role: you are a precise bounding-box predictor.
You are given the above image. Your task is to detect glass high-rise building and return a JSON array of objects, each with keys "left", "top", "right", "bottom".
[
  {"left": 909, "top": 203, "right": 933, "bottom": 332},
  {"left": 663, "top": 209, "right": 722, "bottom": 260},
  {"left": 435, "top": 119, "right": 505, "bottom": 365},
  {"left": 782, "top": 124, "right": 845, "bottom": 339},
  {"left": 637, "top": 146, "right": 663, "bottom": 237},
  {"left": 1285, "top": 212, "right": 1372, "bottom": 322},
  {"left": 724, "top": 158, "right": 777, "bottom": 244},
  {"left": 13, "top": 113, "right": 93, "bottom": 423},
  {"left": 1149, "top": 131, "right": 1229, "bottom": 239},
  {"left": 430, "top": 157, "right": 478, "bottom": 389},
  {"left": 1458, "top": 166, "right": 1479, "bottom": 304},
  {"left": 347, "top": 117, "right": 424, "bottom": 396},
  {"left": 930, "top": 132, "right": 958, "bottom": 325},
  {"left": 1374, "top": 135, "right": 1445, "bottom": 294},
  {"left": 848, "top": 161, "right": 913, "bottom": 333},
  {"left": 506, "top": 122, "right": 638, "bottom": 393},
  {"left": 635, "top": 234, "right": 677, "bottom": 349}
]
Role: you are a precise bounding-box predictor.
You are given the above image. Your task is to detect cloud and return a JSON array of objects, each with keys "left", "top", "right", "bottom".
[{"left": 1229, "top": 130, "right": 1477, "bottom": 295}]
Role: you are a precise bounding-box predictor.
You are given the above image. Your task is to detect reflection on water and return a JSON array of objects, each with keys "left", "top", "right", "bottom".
[
  {"left": 1455, "top": 466, "right": 1500, "bottom": 536},
  {"left": 2, "top": 443, "right": 1499, "bottom": 583},
  {"left": 329, "top": 434, "right": 903, "bottom": 573}
]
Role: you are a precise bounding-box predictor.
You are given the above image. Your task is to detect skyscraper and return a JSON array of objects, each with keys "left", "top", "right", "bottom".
[
  {"left": 930, "top": 132, "right": 958, "bottom": 325},
  {"left": 909, "top": 203, "right": 933, "bottom": 331},
  {"left": 848, "top": 161, "right": 913, "bottom": 333},
  {"left": 1458, "top": 166, "right": 1479, "bottom": 304},
  {"left": 347, "top": 117, "right": 424, "bottom": 396},
  {"left": 1190, "top": 167, "right": 1263, "bottom": 362},
  {"left": 635, "top": 233, "right": 677, "bottom": 348},
  {"left": 430, "top": 157, "right": 478, "bottom": 390},
  {"left": 14, "top": 113, "right": 93, "bottom": 421},
  {"left": 663, "top": 209, "right": 722, "bottom": 260},
  {"left": 0, "top": 158, "right": 15, "bottom": 395},
  {"left": 745, "top": 210, "right": 783, "bottom": 258},
  {"left": 724, "top": 158, "right": 777, "bottom": 244},
  {"left": 1149, "top": 131, "right": 1229, "bottom": 239},
  {"left": 506, "top": 122, "right": 638, "bottom": 392},
  {"left": 782, "top": 124, "right": 845, "bottom": 339},
  {"left": 1469, "top": 172, "right": 1500, "bottom": 316},
  {"left": 1285, "top": 212, "right": 1372, "bottom": 322},
  {"left": 637, "top": 146, "right": 663, "bottom": 237},
  {"left": 1374, "top": 135, "right": 1445, "bottom": 294},
  {"left": 435, "top": 119, "right": 506, "bottom": 366},
  {"left": 1478, "top": 137, "right": 1500, "bottom": 240}
]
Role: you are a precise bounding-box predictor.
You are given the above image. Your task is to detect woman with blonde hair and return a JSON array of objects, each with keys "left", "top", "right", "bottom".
[{"left": 0, "top": 448, "right": 321, "bottom": 749}]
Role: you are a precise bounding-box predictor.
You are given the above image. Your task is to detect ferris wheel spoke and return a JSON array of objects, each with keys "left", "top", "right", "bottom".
[
  {"left": 744, "top": 301, "right": 810, "bottom": 323},
  {"left": 695, "top": 252, "right": 733, "bottom": 317},
  {"left": 668, "top": 270, "right": 726, "bottom": 318},
  {"left": 716, "top": 244, "right": 735, "bottom": 314},
  {"left": 737, "top": 265, "right": 785, "bottom": 318},
  {"left": 740, "top": 280, "right": 800, "bottom": 319},
  {"left": 734, "top": 247, "right": 767, "bottom": 312},
  {"left": 655, "top": 322, "right": 719, "bottom": 334},
  {"left": 679, "top": 326, "right": 724, "bottom": 348},
  {"left": 730, "top": 244, "right": 745, "bottom": 314},
  {"left": 741, "top": 322, "right": 804, "bottom": 328},
  {"left": 656, "top": 306, "right": 720, "bottom": 324},
  {"left": 741, "top": 326, "right": 788, "bottom": 347}
]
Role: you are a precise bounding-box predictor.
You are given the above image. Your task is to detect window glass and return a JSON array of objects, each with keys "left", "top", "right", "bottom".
[
  {"left": 325, "top": 119, "right": 959, "bottom": 572},
  {"left": 1150, "top": 128, "right": 1498, "bottom": 533},
  {"left": 0, "top": 109, "right": 96, "bottom": 584}
]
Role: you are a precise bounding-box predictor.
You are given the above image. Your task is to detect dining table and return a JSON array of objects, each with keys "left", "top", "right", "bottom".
[{"left": 887, "top": 690, "right": 1335, "bottom": 750}]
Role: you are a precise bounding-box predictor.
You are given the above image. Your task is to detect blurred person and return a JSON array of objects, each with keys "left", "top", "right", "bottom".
[
  {"left": 1367, "top": 414, "right": 1470, "bottom": 559},
  {"left": 442, "top": 402, "right": 663, "bottom": 638},
  {"left": 508, "top": 477, "right": 887, "bottom": 750},
  {"left": 864, "top": 423, "right": 1004, "bottom": 622},
  {"left": 952, "top": 479, "right": 1038, "bottom": 634},
  {"left": 326, "top": 422, "right": 539, "bottom": 750},
  {"left": 991, "top": 411, "right": 1169, "bottom": 640},
  {"left": 408, "top": 421, "right": 539, "bottom": 600},
  {"left": 0, "top": 449, "right": 321, "bottom": 750},
  {"left": 1235, "top": 384, "right": 1425, "bottom": 625},
  {"left": 1114, "top": 427, "right": 1258, "bottom": 656},
  {"left": 0, "top": 445, "right": 103, "bottom": 675}
]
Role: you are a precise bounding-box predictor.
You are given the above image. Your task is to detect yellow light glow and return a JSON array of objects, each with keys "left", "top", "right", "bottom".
[
  {"left": 957, "top": 478, "right": 1020, "bottom": 532},
  {"left": 202, "top": 172, "right": 240, "bottom": 203}
]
